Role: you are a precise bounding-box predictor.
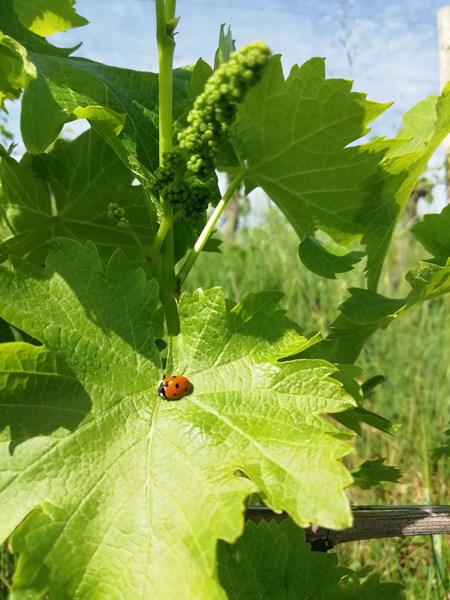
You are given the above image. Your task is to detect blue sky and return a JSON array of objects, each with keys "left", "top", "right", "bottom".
[
  {"left": 9, "top": 0, "right": 449, "bottom": 137},
  {"left": 5, "top": 0, "right": 450, "bottom": 207},
  {"left": 48, "top": 0, "right": 448, "bottom": 136}
]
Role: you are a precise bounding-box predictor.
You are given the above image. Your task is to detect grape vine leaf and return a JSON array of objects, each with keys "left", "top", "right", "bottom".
[
  {"left": 0, "top": 129, "right": 154, "bottom": 264},
  {"left": 304, "top": 255, "right": 450, "bottom": 364},
  {"left": 361, "top": 85, "right": 450, "bottom": 288},
  {"left": 304, "top": 288, "right": 406, "bottom": 364},
  {"left": 229, "top": 57, "right": 393, "bottom": 255},
  {"left": 361, "top": 374, "right": 385, "bottom": 398},
  {"left": 323, "top": 368, "right": 398, "bottom": 436},
  {"left": 411, "top": 203, "right": 450, "bottom": 264},
  {"left": 12, "top": 0, "right": 88, "bottom": 36},
  {"left": 351, "top": 458, "right": 402, "bottom": 490},
  {"left": 214, "top": 24, "right": 236, "bottom": 68},
  {"left": 20, "top": 57, "right": 163, "bottom": 177},
  {"left": 0, "top": 31, "right": 37, "bottom": 107},
  {"left": 333, "top": 405, "right": 400, "bottom": 436},
  {"left": 298, "top": 236, "right": 365, "bottom": 279},
  {"left": 217, "top": 520, "right": 404, "bottom": 599},
  {"left": 231, "top": 56, "right": 450, "bottom": 289},
  {"left": 405, "top": 258, "right": 450, "bottom": 303},
  {"left": 0, "top": 239, "right": 357, "bottom": 598}
]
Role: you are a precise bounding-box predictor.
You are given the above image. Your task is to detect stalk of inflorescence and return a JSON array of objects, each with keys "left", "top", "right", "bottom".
[
  {"left": 154, "top": 0, "right": 180, "bottom": 335},
  {"left": 176, "top": 171, "right": 246, "bottom": 285},
  {"left": 163, "top": 40, "right": 271, "bottom": 286}
]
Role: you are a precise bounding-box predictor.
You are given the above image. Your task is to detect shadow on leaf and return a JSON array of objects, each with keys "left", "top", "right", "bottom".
[{"left": 0, "top": 342, "right": 92, "bottom": 454}]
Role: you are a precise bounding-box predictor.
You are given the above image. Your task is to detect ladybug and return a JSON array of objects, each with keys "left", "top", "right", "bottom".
[{"left": 157, "top": 375, "right": 192, "bottom": 400}]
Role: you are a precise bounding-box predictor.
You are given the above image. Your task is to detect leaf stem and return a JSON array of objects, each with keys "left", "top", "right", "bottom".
[{"left": 177, "top": 170, "right": 247, "bottom": 285}]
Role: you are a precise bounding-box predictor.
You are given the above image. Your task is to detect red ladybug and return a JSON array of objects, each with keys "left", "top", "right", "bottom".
[{"left": 157, "top": 375, "right": 192, "bottom": 400}]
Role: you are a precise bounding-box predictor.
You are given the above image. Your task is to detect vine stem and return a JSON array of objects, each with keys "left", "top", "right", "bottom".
[
  {"left": 177, "top": 170, "right": 246, "bottom": 285},
  {"left": 156, "top": 1, "right": 175, "bottom": 161},
  {"left": 155, "top": 0, "right": 180, "bottom": 334}
]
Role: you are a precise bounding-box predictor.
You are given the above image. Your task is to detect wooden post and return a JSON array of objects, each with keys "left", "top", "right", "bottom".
[{"left": 438, "top": 7, "right": 450, "bottom": 202}]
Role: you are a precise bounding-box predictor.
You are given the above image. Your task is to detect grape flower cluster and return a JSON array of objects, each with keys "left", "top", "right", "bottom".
[
  {"left": 154, "top": 41, "right": 271, "bottom": 218},
  {"left": 178, "top": 41, "right": 270, "bottom": 174}
]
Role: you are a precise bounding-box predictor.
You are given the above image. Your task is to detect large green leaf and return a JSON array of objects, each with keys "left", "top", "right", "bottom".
[
  {"left": 218, "top": 520, "right": 404, "bottom": 599},
  {"left": 0, "top": 239, "right": 356, "bottom": 597},
  {"left": 231, "top": 56, "right": 450, "bottom": 288},
  {"left": 0, "top": 130, "right": 155, "bottom": 264},
  {"left": 230, "top": 57, "right": 393, "bottom": 242},
  {"left": 20, "top": 54, "right": 162, "bottom": 176},
  {"left": 168, "top": 288, "right": 355, "bottom": 528}
]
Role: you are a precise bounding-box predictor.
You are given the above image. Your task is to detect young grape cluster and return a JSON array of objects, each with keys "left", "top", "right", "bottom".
[
  {"left": 160, "top": 176, "right": 219, "bottom": 218},
  {"left": 154, "top": 41, "right": 271, "bottom": 218},
  {"left": 154, "top": 154, "right": 216, "bottom": 217},
  {"left": 107, "top": 202, "right": 129, "bottom": 230}
]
